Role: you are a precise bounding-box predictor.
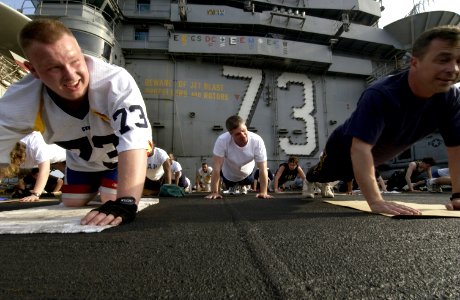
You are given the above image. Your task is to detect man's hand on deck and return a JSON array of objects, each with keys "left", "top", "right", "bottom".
[{"left": 368, "top": 200, "right": 421, "bottom": 215}]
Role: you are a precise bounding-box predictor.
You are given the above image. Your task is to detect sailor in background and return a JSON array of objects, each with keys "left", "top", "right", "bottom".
[
  {"left": 206, "top": 115, "right": 273, "bottom": 199},
  {"left": 168, "top": 153, "right": 191, "bottom": 193},
  {"left": 195, "top": 162, "right": 213, "bottom": 192},
  {"left": 143, "top": 142, "right": 172, "bottom": 196},
  {"left": 3, "top": 131, "right": 66, "bottom": 201}
]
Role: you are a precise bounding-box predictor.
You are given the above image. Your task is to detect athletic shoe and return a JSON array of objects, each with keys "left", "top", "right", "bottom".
[
  {"left": 426, "top": 179, "right": 442, "bottom": 193},
  {"left": 240, "top": 185, "right": 248, "bottom": 195},
  {"left": 425, "top": 179, "right": 443, "bottom": 193},
  {"left": 302, "top": 180, "right": 315, "bottom": 198},
  {"left": 432, "top": 184, "right": 443, "bottom": 193},
  {"left": 228, "top": 186, "right": 237, "bottom": 195},
  {"left": 425, "top": 179, "right": 433, "bottom": 192},
  {"left": 321, "top": 183, "right": 334, "bottom": 198}
]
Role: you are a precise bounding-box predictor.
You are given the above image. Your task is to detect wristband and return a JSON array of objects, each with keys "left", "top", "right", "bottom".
[
  {"left": 450, "top": 193, "right": 460, "bottom": 201},
  {"left": 117, "top": 197, "right": 136, "bottom": 206},
  {"left": 92, "top": 197, "right": 138, "bottom": 224}
]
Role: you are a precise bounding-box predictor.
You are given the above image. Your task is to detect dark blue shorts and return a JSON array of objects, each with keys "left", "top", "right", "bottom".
[{"left": 220, "top": 170, "right": 254, "bottom": 188}]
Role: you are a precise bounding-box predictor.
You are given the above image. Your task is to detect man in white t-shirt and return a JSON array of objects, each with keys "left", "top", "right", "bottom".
[
  {"left": 205, "top": 115, "right": 273, "bottom": 199},
  {"left": 143, "top": 144, "right": 171, "bottom": 195},
  {"left": 169, "top": 153, "right": 190, "bottom": 190}
]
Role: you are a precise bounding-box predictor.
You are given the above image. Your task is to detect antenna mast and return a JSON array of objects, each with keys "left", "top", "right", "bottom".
[{"left": 406, "top": 0, "right": 435, "bottom": 17}]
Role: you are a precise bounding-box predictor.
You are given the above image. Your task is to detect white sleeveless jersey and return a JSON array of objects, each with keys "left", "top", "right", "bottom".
[{"left": 0, "top": 55, "right": 152, "bottom": 171}]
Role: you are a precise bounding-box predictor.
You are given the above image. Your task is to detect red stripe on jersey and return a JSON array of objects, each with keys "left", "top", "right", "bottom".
[{"left": 101, "top": 178, "right": 117, "bottom": 189}]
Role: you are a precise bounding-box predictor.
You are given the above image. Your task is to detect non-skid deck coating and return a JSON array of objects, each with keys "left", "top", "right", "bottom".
[{"left": 0, "top": 191, "right": 459, "bottom": 299}]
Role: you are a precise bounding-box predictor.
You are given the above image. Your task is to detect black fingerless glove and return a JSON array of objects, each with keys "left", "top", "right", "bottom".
[{"left": 92, "top": 197, "right": 138, "bottom": 224}]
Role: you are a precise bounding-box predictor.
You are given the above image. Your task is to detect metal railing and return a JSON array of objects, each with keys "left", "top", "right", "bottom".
[
  {"left": 0, "top": 55, "right": 27, "bottom": 92},
  {"left": 20, "top": 0, "right": 121, "bottom": 33},
  {"left": 366, "top": 54, "right": 410, "bottom": 84}
]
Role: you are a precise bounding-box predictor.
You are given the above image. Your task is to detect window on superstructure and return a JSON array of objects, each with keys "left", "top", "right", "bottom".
[
  {"left": 135, "top": 28, "right": 149, "bottom": 41},
  {"left": 71, "top": 30, "right": 111, "bottom": 63},
  {"left": 102, "top": 42, "right": 112, "bottom": 62},
  {"left": 136, "top": 0, "right": 150, "bottom": 12}
]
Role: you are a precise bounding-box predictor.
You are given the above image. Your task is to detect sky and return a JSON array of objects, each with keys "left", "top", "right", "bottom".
[{"left": 378, "top": 0, "right": 460, "bottom": 27}]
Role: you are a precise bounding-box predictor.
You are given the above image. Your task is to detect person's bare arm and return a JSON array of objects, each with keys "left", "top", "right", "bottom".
[
  {"left": 205, "top": 156, "right": 223, "bottom": 199},
  {"left": 256, "top": 161, "right": 273, "bottom": 198},
  {"left": 52, "top": 178, "right": 63, "bottom": 194},
  {"left": 377, "top": 176, "right": 387, "bottom": 192},
  {"left": 195, "top": 172, "right": 202, "bottom": 189},
  {"left": 252, "top": 178, "right": 257, "bottom": 191},
  {"left": 346, "top": 180, "right": 353, "bottom": 195},
  {"left": 297, "top": 167, "right": 307, "bottom": 181},
  {"left": 81, "top": 149, "right": 147, "bottom": 226},
  {"left": 21, "top": 160, "right": 51, "bottom": 202},
  {"left": 174, "top": 171, "right": 181, "bottom": 185},
  {"left": 273, "top": 165, "right": 284, "bottom": 193},
  {"left": 426, "top": 167, "right": 433, "bottom": 180},
  {"left": 351, "top": 138, "right": 420, "bottom": 215},
  {"left": 163, "top": 160, "right": 172, "bottom": 184},
  {"left": 404, "top": 162, "right": 416, "bottom": 191}
]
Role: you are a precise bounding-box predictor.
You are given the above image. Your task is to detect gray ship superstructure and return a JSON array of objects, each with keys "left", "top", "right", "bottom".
[{"left": 7, "top": 0, "right": 460, "bottom": 178}]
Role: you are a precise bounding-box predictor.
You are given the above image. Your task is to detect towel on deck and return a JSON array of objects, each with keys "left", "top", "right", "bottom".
[{"left": 0, "top": 198, "right": 159, "bottom": 234}]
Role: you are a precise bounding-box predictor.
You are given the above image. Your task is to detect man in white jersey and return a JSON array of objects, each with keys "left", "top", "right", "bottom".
[
  {"left": 205, "top": 115, "right": 273, "bottom": 199},
  {"left": 196, "top": 162, "right": 212, "bottom": 192},
  {"left": 0, "top": 19, "right": 152, "bottom": 226}
]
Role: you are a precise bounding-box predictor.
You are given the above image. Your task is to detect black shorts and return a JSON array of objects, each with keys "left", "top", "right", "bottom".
[
  {"left": 144, "top": 177, "right": 163, "bottom": 190},
  {"left": 306, "top": 133, "right": 354, "bottom": 183}
]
